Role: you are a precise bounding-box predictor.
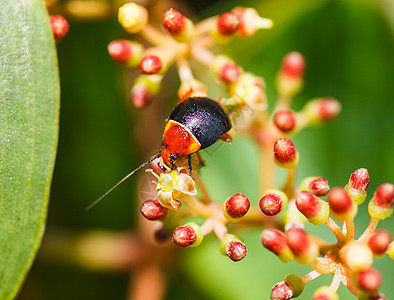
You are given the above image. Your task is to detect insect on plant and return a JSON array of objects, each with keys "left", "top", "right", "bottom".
[{"left": 87, "top": 96, "right": 232, "bottom": 210}]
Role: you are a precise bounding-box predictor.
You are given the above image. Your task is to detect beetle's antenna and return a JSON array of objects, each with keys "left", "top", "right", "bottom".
[{"left": 86, "top": 153, "right": 161, "bottom": 211}]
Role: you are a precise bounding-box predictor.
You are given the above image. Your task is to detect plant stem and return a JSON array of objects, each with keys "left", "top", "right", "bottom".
[
  {"left": 282, "top": 168, "right": 296, "bottom": 198},
  {"left": 191, "top": 47, "right": 215, "bottom": 66},
  {"left": 274, "top": 95, "right": 292, "bottom": 111},
  {"left": 193, "top": 171, "right": 212, "bottom": 204},
  {"left": 301, "top": 270, "right": 321, "bottom": 284},
  {"left": 213, "top": 220, "right": 228, "bottom": 241},
  {"left": 141, "top": 24, "right": 169, "bottom": 46},
  {"left": 358, "top": 217, "right": 379, "bottom": 242},
  {"left": 128, "top": 265, "right": 166, "bottom": 300},
  {"left": 201, "top": 218, "right": 214, "bottom": 236},
  {"left": 180, "top": 196, "right": 212, "bottom": 218},
  {"left": 176, "top": 57, "right": 194, "bottom": 82},
  {"left": 329, "top": 265, "right": 342, "bottom": 291},
  {"left": 325, "top": 217, "right": 346, "bottom": 244},
  {"left": 345, "top": 219, "right": 355, "bottom": 242},
  {"left": 194, "top": 17, "right": 215, "bottom": 36}
]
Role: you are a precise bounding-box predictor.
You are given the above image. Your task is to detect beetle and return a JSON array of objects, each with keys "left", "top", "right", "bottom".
[
  {"left": 87, "top": 97, "right": 232, "bottom": 210},
  {"left": 161, "top": 97, "right": 232, "bottom": 168}
]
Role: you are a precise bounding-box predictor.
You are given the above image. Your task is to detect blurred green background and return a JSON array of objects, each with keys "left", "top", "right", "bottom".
[{"left": 18, "top": 0, "right": 393, "bottom": 299}]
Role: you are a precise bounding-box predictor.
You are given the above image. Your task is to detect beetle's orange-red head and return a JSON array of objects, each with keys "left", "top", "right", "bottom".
[{"left": 161, "top": 120, "right": 201, "bottom": 166}]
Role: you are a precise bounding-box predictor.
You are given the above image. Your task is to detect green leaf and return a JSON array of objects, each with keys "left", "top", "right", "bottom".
[{"left": 0, "top": 1, "right": 59, "bottom": 299}]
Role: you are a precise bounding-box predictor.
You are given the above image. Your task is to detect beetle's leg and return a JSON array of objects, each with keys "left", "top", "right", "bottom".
[
  {"left": 196, "top": 152, "right": 205, "bottom": 168},
  {"left": 187, "top": 155, "right": 192, "bottom": 175},
  {"left": 157, "top": 161, "right": 166, "bottom": 172},
  {"left": 169, "top": 153, "right": 177, "bottom": 170}
]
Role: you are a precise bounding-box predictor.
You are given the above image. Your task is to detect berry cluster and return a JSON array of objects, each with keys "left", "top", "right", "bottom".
[
  {"left": 107, "top": 3, "right": 393, "bottom": 299},
  {"left": 264, "top": 169, "right": 393, "bottom": 300}
]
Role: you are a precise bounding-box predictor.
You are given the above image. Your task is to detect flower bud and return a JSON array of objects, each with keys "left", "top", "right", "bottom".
[
  {"left": 328, "top": 187, "right": 357, "bottom": 222},
  {"left": 219, "top": 234, "right": 247, "bottom": 262},
  {"left": 229, "top": 72, "right": 267, "bottom": 111},
  {"left": 368, "top": 230, "right": 392, "bottom": 256},
  {"left": 273, "top": 138, "right": 299, "bottom": 169},
  {"left": 140, "top": 200, "right": 168, "bottom": 220},
  {"left": 357, "top": 268, "right": 382, "bottom": 292},
  {"left": 232, "top": 7, "right": 273, "bottom": 37},
  {"left": 118, "top": 2, "right": 148, "bottom": 34},
  {"left": 261, "top": 229, "right": 294, "bottom": 262},
  {"left": 303, "top": 98, "right": 341, "bottom": 125},
  {"left": 276, "top": 52, "right": 304, "bottom": 97},
  {"left": 341, "top": 242, "right": 373, "bottom": 271},
  {"left": 177, "top": 78, "right": 207, "bottom": 100},
  {"left": 286, "top": 228, "right": 318, "bottom": 264},
  {"left": 211, "top": 55, "right": 241, "bottom": 84},
  {"left": 130, "top": 75, "right": 161, "bottom": 108},
  {"left": 271, "top": 274, "right": 305, "bottom": 300},
  {"left": 312, "top": 286, "right": 339, "bottom": 300},
  {"left": 274, "top": 110, "right": 297, "bottom": 133},
  {"left": 296, "top": 191, "right": 329, "bottom": 225},
  {"left": 368, "top": 183, "right": 394, "bottom": 220},
  {"left": 107, "top": 40, "right": 143, "bottom": 67},
  {"left": 139, "top": 55, "right": 163, "bottom": 75},
  {"left": 344, "top": 168, "right": 370, "bottom": 205},
  {"left": 173, "top": 222, "right": 203, "bottom": 247},
  {"left": 50, "top": 15, "right": 69, "bottom": 41},
  {"left": 217, "top": 12, "right": 239, "bottom": 35},
  {"left": 223, "top": 193, "right": 250, "bottom": 222},
  {"left": 300, "top": 176, "right": 330, "bottom": 197},
  {"left": 259, "top": 189, "right": 288, "bottom": 216},
  {"left": 162, "top": 9, "right": 194, "bottom": 43}
]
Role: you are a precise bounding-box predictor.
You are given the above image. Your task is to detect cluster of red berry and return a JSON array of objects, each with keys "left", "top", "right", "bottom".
[{"left": 103, "top": 3, "right": 394, "bottom": 299}]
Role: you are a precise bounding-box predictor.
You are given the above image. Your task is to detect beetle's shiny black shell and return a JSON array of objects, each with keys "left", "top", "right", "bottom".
[{"left": 169, "top": 97, "right": 231, "bottom": 149}]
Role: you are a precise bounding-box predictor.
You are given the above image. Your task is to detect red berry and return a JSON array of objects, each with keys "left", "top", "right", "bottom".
[
  {"left": 328, "top": 187, "right": 352, "bottom": 215},
  {"left": 286, "top": 228, "right": 309, "bottom": 256},
  {"left": 373, "top": 183, "right": 394, "bottom": 209},
  {"left": 226, "top": 240, "right": 247, "bottom": 262},
  {"left": 308, "top": 177, "right": 330, "bottom": 197},
  {"left": 140, "top": 200, "right": 168, "bottom": 220},
  {"left": 281, "top": 52, "right": 305, "bottom": 78},
  {"left": 357, "top": 268, "right": 382, "bottom": 292},
  {"left": 368, "top": 230, "right": 392, "bottom": 256},
  {"left": 296, "top": 191, "right": 322, "bottom": 219},
  {"left": 217, "top": 12, "right": 239, "bottom": 36},
  {"left": 131, "top": 85, "right": 151, "bottom": 108},
  {"left": 224, "top": 193, "right": 250, "bottom": 220},
  {"left": 162, "top": 9, "right": 186, "bottom": 35},
  {"left": 274, "top": 110, "right": 296, "bottom": 133},
  {"left": 348, "top": 168, "right": 370, "bottom": 192},
  {"left": 218, "top": 63, "right": 240, "bottom": 84},
  {"left": 260, "top": 193, "right": 283, "bottom": 216},
  {"left": 274, "top": 138, "right": 297, "bottom": 164},
  {"left": 173, "top": 225, "right": 197, "bottom": 247},
  {"left": 139, "top": 55, "right": 162, "bottom": 75},
  {"left": 318, "top": 98, "right": 341, "bottom": 121},
  {"left": 261, "top": 229, "right": 287, "bottom": 256},
  {"left": 270, "top": 281, "right": 294, "bottom": 300},
  {"left": 50, "top": 15, "right": 69, "bottom": 41},
  {"left": 107, "top": 40, "right": 133, "bottom": 63}
]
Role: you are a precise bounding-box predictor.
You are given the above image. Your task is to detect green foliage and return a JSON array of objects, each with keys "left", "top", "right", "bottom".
[{"left": 0, "top": 1, "right": 59, "bottom": 299}]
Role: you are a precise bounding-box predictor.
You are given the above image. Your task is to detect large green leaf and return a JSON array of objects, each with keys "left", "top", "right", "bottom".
[{"left": 0, "top": 1, "right": 59, "bottom": 299}]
